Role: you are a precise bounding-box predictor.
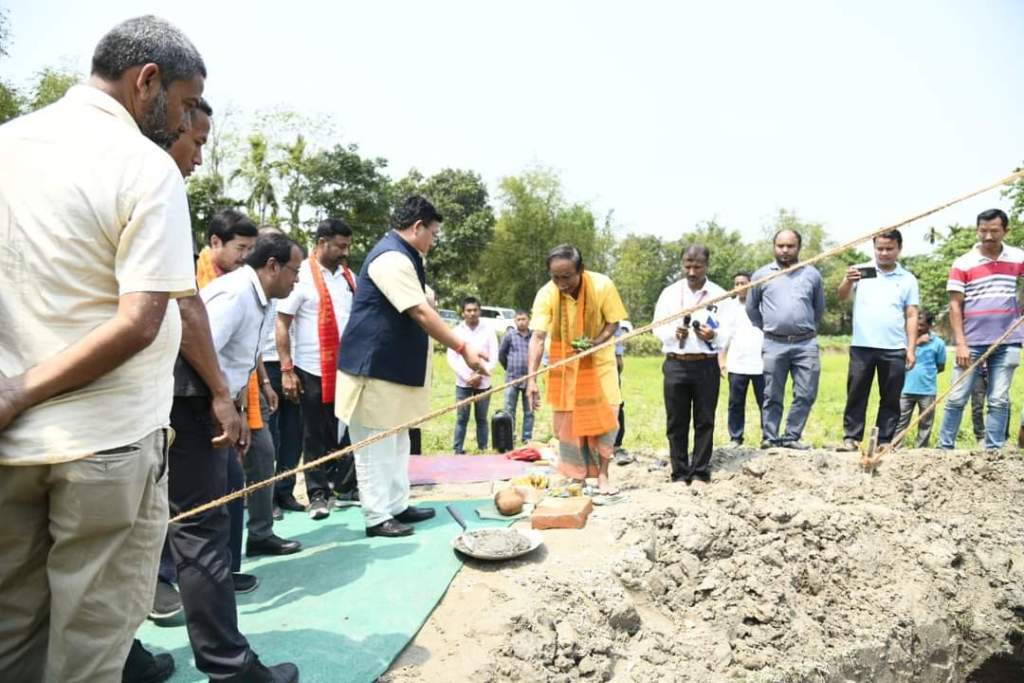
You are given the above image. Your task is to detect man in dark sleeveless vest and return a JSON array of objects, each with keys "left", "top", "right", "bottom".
[{"left": 335, "top": 196, "right": 490, "bottom": 537}]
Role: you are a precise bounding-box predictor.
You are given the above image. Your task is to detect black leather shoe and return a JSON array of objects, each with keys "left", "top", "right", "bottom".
[
  {"left": 394, "top": 506, "right": 436, "bottom": 524},
  {"left": 122, "top": 639, "right": 175, "bottom": 683},
  {"left": 272, "top": 504, "right": 283, "bottom": 521},
  {"left": 366, "top": 518, "right": 414, "bottom": 537},
  {"left": 246, "top": 535, "right": 302, "bottom": 557},
  {"left": 222, "top": 655, "right": 298, "bottom": 683},
  {"left": 276, "top": 493, "right": 306, "bottom": 513}
]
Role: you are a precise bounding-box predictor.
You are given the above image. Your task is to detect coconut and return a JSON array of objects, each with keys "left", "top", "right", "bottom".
[{"left": 494, "top": 487, "right": 525, "bottom": 516}]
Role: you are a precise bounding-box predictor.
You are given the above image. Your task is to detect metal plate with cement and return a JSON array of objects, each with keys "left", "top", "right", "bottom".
[{"left": 452, "top": 528, "right": 544, "bottom": 561}]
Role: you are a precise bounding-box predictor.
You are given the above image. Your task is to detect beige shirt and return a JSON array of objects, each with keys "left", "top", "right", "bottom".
[
  {"left": 0, "top": 85, "right": 195, "bottom": 465},
  {"left": 335, "top": 251, "right": 432, "bottom": 430}
]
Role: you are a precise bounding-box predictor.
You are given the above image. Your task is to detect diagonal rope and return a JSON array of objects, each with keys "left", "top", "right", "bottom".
[
  {"left": 863, "top": 313, "right": 1024, "bottom": 470},
  {"left": 170, "top": 169, "right": 1024, "bottom": 523}
]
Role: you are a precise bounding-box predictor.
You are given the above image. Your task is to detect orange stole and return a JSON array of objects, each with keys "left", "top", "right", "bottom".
[
  {"left": 546, "top": 272, "right": 618, "bottom": 437},
  {"left": 196, "top": 248, "right": 264, "bottom": 430}
]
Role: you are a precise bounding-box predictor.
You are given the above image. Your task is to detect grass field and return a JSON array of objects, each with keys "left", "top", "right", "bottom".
[{"left": 418, "top": 348, "right": 1024, "bottom": 454}]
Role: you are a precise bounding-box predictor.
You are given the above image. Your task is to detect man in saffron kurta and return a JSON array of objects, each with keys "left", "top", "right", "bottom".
[{"left": 527, "top": 245, "right": 628, "bottom": 495}]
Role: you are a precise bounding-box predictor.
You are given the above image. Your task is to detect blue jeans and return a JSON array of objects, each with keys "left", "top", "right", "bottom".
[
  {"left": 454, "top": 386, "right": 490, "bottom": 453},
  {"left": 938, "top": 344, "right": 1020, "bottom": 449},
  {"left": 504, "top": 383, "right": 534, "bottom": 442},
  {"left": 762, "top": 338, "right": 820, "bottom": 444}
]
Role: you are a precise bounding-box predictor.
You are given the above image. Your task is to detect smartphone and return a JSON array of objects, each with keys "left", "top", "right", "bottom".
[{"left": 857, "top": 266, "right": 877, "bottom": 279}]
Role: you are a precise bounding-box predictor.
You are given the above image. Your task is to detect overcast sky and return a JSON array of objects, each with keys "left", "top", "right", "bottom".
[{"left": 3, "top": 1, "right": 1022, "bottom": 255}]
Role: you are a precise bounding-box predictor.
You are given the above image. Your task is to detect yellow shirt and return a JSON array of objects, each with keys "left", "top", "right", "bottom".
[
  {"left": 0, "top": 86, "right": 195, "bottom": 465},
  {"left": 335, "top": 251, "right": 432, "bottom": 430},
  {"left": 529, "top": 271, "right": 627, "bottom": 406}
]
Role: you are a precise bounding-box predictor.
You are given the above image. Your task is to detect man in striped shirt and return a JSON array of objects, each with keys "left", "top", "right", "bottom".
[{"left": 937, "top": 209, "right": 1023, "bottom": 450}]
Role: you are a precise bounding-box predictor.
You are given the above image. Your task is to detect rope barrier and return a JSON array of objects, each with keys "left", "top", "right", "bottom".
[
  {"left": 864, "top": 313, "right": 1024, "bottom": 470},
  {"left": 170, "top": 169, "right": 1024, "bottom": 523}
]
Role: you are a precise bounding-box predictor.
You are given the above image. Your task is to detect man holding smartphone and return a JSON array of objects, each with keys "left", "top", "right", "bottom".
[{"left": 837, "top": 230, "right": 919, "bottom": 452}]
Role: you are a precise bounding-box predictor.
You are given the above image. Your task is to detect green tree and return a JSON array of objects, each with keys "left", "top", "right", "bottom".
[
  {"left": 274, "top": 134, "right": 313, "bottom": 238},
  {"left": 393, "top": 168, "right": 496, "bottom": 308},
  {"left": 476, "top": 167, "right": 610, "bottom": 311},
  {"left": 231, "top": 133, "right": 279, "bottom": 224},
  {"left": 186, "top": 172, "right": 237, "bottom": 246},
  {"left": 26, "top": 67, "right": 79, "bottom": 111},
  {"left": 0, "top": 10, "right": 21, "bottom": 124},
  {"left": 611, "top": 234, "right": 679, "bottom": 324},
  {"left": 679, "top": 219, "right": 757, "bottom": 291},
  {"left": 303, "top": 143, "right": 392, "bottom": 262}
]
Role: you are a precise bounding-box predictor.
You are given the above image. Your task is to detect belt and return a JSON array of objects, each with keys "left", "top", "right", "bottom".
[
  {"left": 666, "top": 353, "right": 718, "bottom": 362},
  {"left": 764, "top": 331, "right": 816, "bottom": 343}
]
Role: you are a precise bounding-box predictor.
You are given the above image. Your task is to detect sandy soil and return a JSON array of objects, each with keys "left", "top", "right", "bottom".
[{"left": 380, "top": 446, "right": 1024, "bottom": 683}]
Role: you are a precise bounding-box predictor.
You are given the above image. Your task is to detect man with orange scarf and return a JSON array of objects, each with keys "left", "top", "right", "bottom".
[
  {"left": 277, "top": 218, "right": 359, "bottom": 521},
  {"left": 527, "top": 245, "right": 628, "bottom": 495}
]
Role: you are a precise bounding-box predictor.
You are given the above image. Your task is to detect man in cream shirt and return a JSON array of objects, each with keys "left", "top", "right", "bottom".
[{"left": 0, "top": 16, "right": 204, "bottom": 682}]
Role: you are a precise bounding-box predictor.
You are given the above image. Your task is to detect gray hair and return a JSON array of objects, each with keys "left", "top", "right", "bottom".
[
  {"left": 546, "top": 244, "right": 584, "bottom": 272},
  {"left": 91, "top": 16, "right": 206, "bottom": 86}
]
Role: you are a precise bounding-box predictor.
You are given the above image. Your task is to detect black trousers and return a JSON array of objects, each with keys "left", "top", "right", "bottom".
[
  {"left": 614, "top": 362, "right": 626, "bottom": 448},
  {"left": 297, "top": 367, "right": 356, "bottom": 501},
  {"left": 842, "top": 346, "right": 906, "bottom": 443},
  {"left": 265, "top": 361, "right": 304, "bottom": 501},
  {"left": 168, "top": 397, "right": 252, "bottom": 678},
  {"left": 727, "top": 372, "right": 765, "bottom": 443},
  {"left": 663, "top": 357, "right": 720, "bottom": 482}
]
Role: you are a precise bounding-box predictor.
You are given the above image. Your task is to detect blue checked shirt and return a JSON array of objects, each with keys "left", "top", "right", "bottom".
[{"left": 499, "top": 329, "right": 533, "bottom": 379}]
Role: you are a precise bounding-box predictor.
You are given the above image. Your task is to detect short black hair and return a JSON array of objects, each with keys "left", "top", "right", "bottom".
[
  {"left": 921, "top": 309, "right": 936, "bottom": 326},
  {"left": 195, "top": 97, "right": 212, "bottom": 117},
  {"left": 733, "top": 271, "right": 752, "bottom": 280},
  {"left": 462, "top": 296, "right": 480, "bottom": 309},
  {"left": 315, "top": 218, "right": 352, "bottom": 241},
  {"left": 682, "top": 244, "right": 710, "bottom": 261},
  {"left": 245, "top": 233, "right": 298, "bottom": 269},
  {"left": 773, "top": 228, "right": 802, "bottom": 248},
  {"left": 515, "top": 309, "right": 529, "bottom": 317},
  {"left": 546, "top": 244, "right": 584, "bottom": 272},
  {"left": 977, "top": 208, "right": 1009, "bottom": 229},
  {"left": 874, "top": 229, "right": 903, "bottom": 248},
  {"left": 393, "top": 196, "right": 443, "bottom": 231},
  {"left": 206, "top": 208, "right": 258, "bottom": 245},
  {"left": 91, "top": 16, "right": 206, "bottom": 87}
]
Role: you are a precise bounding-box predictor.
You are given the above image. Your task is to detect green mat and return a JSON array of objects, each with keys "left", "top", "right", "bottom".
[{"left": 137, "top": 499, "right": 510, "bottom": 682}]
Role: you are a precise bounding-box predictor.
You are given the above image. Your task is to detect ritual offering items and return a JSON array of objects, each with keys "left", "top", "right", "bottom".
[
  {"left": 494, "top": 487, "right": 525, "bottom": 516},
  {"left": 570, "top": 336, "right": 592, "bottom": 352}
]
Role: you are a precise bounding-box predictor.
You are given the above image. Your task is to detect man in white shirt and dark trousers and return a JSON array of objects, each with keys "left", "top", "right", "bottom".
[
  {"left": 718, "top": 272, "right": 765, "bottom": 446},
  {"left": 277, "top": 219, "right": 358, "bottom": 520},
  {"left": 653, "top": 245, "right": 730, "bottom": 489},
  {"left": 448, "top": 297, "right": 499, "bottom": 454},
  {"left": 169, "top": 232, "right": 303, "bottom": 682}
]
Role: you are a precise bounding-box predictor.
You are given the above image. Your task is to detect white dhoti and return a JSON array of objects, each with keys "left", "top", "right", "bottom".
[{"left": 349, "top": 419, "right": 411, "bottom": 527}]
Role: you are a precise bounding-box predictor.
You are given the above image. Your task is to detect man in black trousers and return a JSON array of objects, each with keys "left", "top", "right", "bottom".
[
  {"left": 169, "top": 233, "right": 302, "bottom": 683},
  {"left": 652, "top": 245, "right": 730, "bottom": 489}
]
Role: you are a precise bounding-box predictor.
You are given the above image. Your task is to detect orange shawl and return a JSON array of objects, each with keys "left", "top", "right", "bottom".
[
  {"left": 546, "top": 271, "right": 618, "bottom": 437},
  {"left": 306, "top": 254, "right": 356, "bottom": 403},
  {"left": 196, "top": 247, "right": 263, "bottom": 430}
]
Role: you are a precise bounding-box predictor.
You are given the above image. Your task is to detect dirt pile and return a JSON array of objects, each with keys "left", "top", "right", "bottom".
[{"left": 478, "top": 448, "right": 1024, "bottom": 682}]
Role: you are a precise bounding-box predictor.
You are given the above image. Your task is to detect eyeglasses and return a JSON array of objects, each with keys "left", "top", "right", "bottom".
[{"left": 281, "top": 263, "right": 300, "bottom": 275}]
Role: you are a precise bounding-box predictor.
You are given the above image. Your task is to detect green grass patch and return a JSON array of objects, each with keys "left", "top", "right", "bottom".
[{"left": 418, "top": 347, "right": 1022, "bottom": 453}]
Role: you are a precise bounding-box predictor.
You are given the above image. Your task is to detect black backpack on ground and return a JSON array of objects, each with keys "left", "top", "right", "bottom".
[{"left": 491, "top": 410, "right": 514, "bottom": 453}]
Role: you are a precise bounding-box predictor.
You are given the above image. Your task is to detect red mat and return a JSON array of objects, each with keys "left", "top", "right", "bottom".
[{"left": 409, "top": 454, "right": 533, "bottom": 486}]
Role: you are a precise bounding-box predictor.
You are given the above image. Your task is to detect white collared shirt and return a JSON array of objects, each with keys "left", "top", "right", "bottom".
[
  {"left": 0, "top": 85, "right": 195, "bottom": 465},
  {"left": 277, "top": 258, "right": 355, "bottom": 376},
  {"left": 446, "top": 321, "right": 499, "bottom": 389},
  {"left": 652, "top": 278, "right": 731, "bottom": 355},
  {"left": 719, "top": 297, "right": 764, "bottom": 374},
  {"left": 202, "top": 265, "right": 275, "bottom": 396}
]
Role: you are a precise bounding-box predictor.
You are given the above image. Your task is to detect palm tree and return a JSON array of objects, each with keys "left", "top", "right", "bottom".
[{"left": 231, "top": 133, "right": 278, "bottom": 224}]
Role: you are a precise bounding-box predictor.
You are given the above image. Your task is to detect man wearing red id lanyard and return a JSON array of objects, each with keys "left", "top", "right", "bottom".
[
  {"left": 276, "top": 218, "right": 359, "bottom": 521},
  {"left": 653, "top": 245, "right": 730, "bottom": 489}
]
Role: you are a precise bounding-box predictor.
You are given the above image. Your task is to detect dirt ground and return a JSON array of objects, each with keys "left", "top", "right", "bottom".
[{"left": 380, "top": 446, "right": 1024, "bottom": 683}]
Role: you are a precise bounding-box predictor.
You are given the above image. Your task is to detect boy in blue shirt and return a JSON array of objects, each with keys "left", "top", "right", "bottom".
[{"left": 896, "top": 310, "right": 947, "bottom": 447}]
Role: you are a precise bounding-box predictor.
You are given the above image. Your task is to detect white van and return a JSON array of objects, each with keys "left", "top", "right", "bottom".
[{"left": 480, "top": 306, "right": 517, "bottom": 334}]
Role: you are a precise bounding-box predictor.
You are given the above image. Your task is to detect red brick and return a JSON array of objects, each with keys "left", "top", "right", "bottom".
[{"left": 531, "top": 496, "right": 594, "bottom": 530}]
